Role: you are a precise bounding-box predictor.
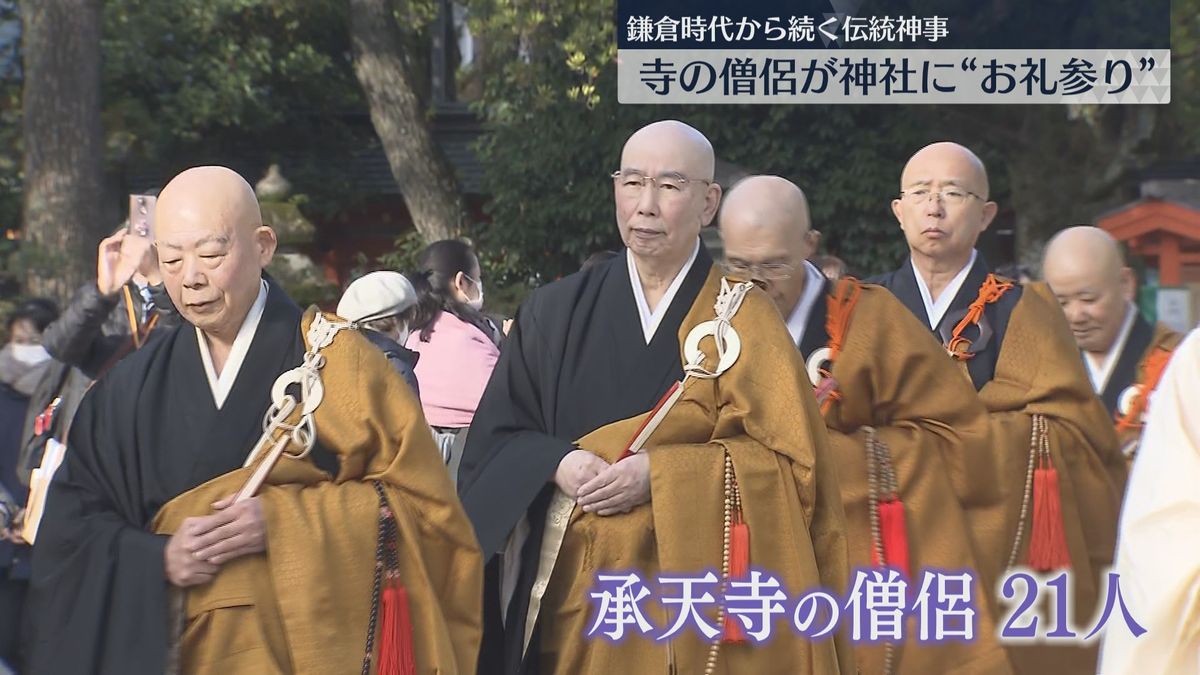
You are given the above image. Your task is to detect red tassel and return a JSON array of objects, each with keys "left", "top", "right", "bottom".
[
  {"left": 1028, "top": 467, "right": 1072, "bottom": 571},
  {"left": 869, "top": 499, "right": 911, "bottom": 578},
  {"left": 722, "top": 519, "right": 750, "bottom": 644},
  {"left": 379, "top": 581, "right": 417, "bottom": 675}
]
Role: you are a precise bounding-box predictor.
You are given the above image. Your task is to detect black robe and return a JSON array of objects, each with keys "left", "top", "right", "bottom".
[
  {"left": 1095, "top": 312, "right": 1155, "bottom": 417},
  {"left": 796, "top": 276, "right": 831, "bottom": 361},
  {"left": 457, "top": 246, "right": 713, "bottom": 675},
  {"left": 870, "top": 255, "right": 1022, "bottom": 391},
  {"left": 25, "top": 281, "right": 334, "bottom": 675}
]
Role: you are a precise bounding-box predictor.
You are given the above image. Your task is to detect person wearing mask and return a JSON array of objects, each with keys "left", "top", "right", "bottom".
[
  {"left": 0, "top": 298, "right": 58, "bottom": 671},
  {"left": 17, "top": 228, "right": 180, "bottom": 550},
  {"left": 336, "top": 270, "right": 422, "bottom": 399},
  {"left": 406, "top": 240, "right": 501, "bottom": 466}
]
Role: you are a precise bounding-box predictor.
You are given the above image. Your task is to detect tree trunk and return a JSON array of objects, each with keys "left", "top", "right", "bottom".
[
  {"left": 349, "top": 0, "right": 464, "bottom": 243},
  {"left": 20, "top": 0, "right": 107, "bottom": 304}
]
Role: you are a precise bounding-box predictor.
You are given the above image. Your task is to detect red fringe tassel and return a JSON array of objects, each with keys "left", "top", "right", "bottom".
[
  {"left": 379, "top": 582, "right": 417, "bottom": 675},
  {"left": 1028, "top": 466, "right": 1072, "bottom": 571},
  {"left": 722, "top": 518, "right": 750, "bottom": 644},
  {"left": 869, "top": 498, "right": 911, "bottom": 578}
]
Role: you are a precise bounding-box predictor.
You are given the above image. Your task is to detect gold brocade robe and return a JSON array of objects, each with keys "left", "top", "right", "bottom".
[
  {"left": 816, "top": 284, "right": 1014, "bottom": 674},
  {"left": 532, "top": 270, "right": 855, "bottom": 675},
  {"left": 971, "top": 283, "right": 1126, "bottom": 675},
  {"left": 151, "top": 309, "right": 483, "bottom": 674}
]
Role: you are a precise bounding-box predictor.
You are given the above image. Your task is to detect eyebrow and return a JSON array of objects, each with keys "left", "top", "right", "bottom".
[{"left": 157, "top": 234, "right": 230, "bottom": 252}]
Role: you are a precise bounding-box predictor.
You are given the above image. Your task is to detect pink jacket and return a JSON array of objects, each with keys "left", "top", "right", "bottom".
[{"left": 405, "top": 311, "right": 500, "bottom": 428}]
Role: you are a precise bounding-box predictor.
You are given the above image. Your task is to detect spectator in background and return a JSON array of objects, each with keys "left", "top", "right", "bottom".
[
  {"left": 406, "top": 240, "right": 501, "bottom": 467},
  {"left": 0, "top": 298, "right": 58, "bottom": 671},
  {"left": 336, "top": 270, "right": 422, "bottom": 398},
  {"left": 813, "top": 253, "right": 849, "bottom": 282},
  {"left": 48, "top": 228, "right": 177, "bottom": 376},
  {"left": 19, "top": 230, "right": 178, "bottom": 499}
]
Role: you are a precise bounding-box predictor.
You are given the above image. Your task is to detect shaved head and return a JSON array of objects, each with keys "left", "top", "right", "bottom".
[
  {"left": 157, "top": 166, "right": 263, "bottom": 237},
  {"left": 900, "top": 142, "right": 990, "bottom": 199},
  {"left": 718, "top": 175, "right": 819, "bottom": 318},
  {"left": 892, "top": 141, "right": 998, "bottom": 273},
  {"left": 615, "top": 120, "right": 722, "bottom": 278},
  {"left": 1042, "top": 225, "right": 1136, "bottom": 354},
  {"left": 1043, "top": 226, "right": 1125, "bottom": 280},
  {"left": 620, "top": 120, "right": 715, "bottom": 182},
  {"left": 155, "top": 166, "right": 277, "bottom": 346}
]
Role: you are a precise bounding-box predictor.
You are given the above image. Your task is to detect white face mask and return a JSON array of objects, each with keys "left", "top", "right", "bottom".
[
  {"left": 10, "top": 343, "right": 51, "bottom": 366},
  {"left": 395, "top": 322, "right": 411, "bottom": 346},
  {"left": 463, "top": 275, "right": 484, "bottom": 311}
]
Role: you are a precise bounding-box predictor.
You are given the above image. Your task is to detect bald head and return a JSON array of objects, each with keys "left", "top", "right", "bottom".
[
  {"left": 155, "top": 166, "right": 277, "bottom": 346},
  {"left": 1043, "top": 226, "right": 1124, "bottom": 280},
  {"left": 157, "top": 166, "right": 263, "bottom": 235},
  {"left": 1042, "top": 226, "right": 1136, "bottom": 355},
  {"left": 721, "top": 175, "right": 811, "bottom": 239},
  {"left": 900, "top": 142, "right": 990, "bottom": 198},
  {"left": 621, "top": 120, "right": 715, "bottom": 182},
  {"left": 718, "top": 176, "right": 818, "bottom": 318}
]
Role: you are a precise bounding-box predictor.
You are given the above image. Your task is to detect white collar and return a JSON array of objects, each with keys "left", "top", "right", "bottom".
[
  {"left": 784, "top": 261, "right": 827, "bottom": 348},
  {"left": 627, "top": 239, "right": 701, "bottom": 344},
  {"left": 1084, "top": 303, "right": 1138, "bottom": 393},
  {"left": 912, "top": 249, "right": 978, "bottom": 330},
  {"left": 196, "top": 279, "right": 270, "bottom": 409}
]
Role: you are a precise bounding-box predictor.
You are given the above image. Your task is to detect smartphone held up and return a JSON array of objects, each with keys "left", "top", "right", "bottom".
[{"left": 129, "top": 194, "right": 156, "bottom": 240}]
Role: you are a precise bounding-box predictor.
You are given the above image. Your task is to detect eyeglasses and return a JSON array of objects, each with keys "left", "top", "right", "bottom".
[
  {"left": 722, "top": 259, "right": 795, "bottom": 281},
  {"left": 899, "top": 187, "right": 984, "bottom": 206},
  {"left": 612, "top": 170, "right": 712, "bottom": 200}
]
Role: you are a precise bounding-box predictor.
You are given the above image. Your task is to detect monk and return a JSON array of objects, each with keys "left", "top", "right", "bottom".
[
  {"left": 27, "top": 167, "right": 481, "bottom": 674},
  {"left": 1041, "top": 225, "right": 1183, "bottom": 465},
  {"left": 719, "top": 176, "right": 1012, "bottom": 675},
  {"left": 870, "top": 143, "right": 1127, "bottom": 675},
  {"left": 459, "top": 122, "right": 853, "bottom": 675}
]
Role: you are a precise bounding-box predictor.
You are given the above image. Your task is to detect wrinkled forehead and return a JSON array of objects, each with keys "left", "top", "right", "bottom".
[
  {"left": 620, "top": 132, "right": 712, "bottom": 179},
  {"left": 154, "top": 203, "right": 241, "bottom": 252}
]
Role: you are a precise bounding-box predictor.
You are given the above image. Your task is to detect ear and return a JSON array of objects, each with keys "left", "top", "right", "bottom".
[
  {"left": 808, "top": 229, "right": 822, "bottom": 255},
  {"left": 453, "top": 271, "right": 470, "bottom": 296},
  {"left": 890, "top": 198, "right": 904, "bottom": 228},
  {"left": 700, "top": 182, "right": 723, "bottom": 227},
  {"left": 1119, "top": 266, "right": 1137, "bottom": 303},
  {"left": 979, "top": 201, "right": 999, "bottom": 232},
  {"left": 255, "top": 226, "right": 278, "bottom": 267}
]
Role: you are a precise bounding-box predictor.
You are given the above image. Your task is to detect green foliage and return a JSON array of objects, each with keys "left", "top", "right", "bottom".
[
  {"left": 100, "top": 0, "right": 378, "bottom": 223},
  {"left": 102, "top": 0, "right": 358, "bottom": 151}
]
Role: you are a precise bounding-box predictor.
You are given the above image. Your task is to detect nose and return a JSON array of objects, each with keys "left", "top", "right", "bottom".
[
  {"left": 181, "top": 256, "right": 206, "bottom": 289},
  {"left": 635, "top": 183, "right": 660, "bottom": 217},
  {"left": 922, "top": 195, "right": 945, "bottom": 218},
  {"left": 1062, "top": 301, "right": 1086, "bottom": 326}
]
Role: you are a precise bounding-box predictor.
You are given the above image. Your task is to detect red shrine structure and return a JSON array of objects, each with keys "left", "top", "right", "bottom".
[{"left": 1098, "top": 198, "right": 1200, "bottom": 286}]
